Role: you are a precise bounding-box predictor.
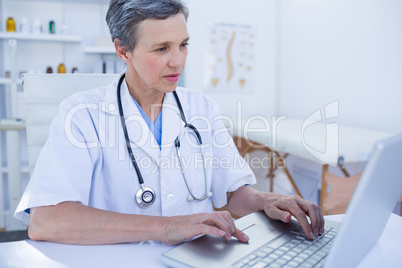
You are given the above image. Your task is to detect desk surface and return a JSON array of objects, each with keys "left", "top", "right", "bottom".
[{"left": 0, "top": 214, "right": 401, "bottom": 268}]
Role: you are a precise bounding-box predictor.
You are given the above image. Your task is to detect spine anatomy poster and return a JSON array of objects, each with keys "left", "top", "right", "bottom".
[{"left": 204, "top": 22, "right": 256, "bottom": 93}]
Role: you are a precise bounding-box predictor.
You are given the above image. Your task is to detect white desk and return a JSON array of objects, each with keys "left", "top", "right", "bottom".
[{"left": 0, "top": 214, "right": 401, "bottom": 268}]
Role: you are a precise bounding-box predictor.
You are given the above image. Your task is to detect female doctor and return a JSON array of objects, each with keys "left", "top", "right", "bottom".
[{"left": 15, "top": 0, "right": 324, "bottom": 245}]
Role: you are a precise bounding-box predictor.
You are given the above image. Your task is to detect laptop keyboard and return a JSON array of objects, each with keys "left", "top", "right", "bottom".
[{"left": 232, "top": 226, "right": 337, "bottom": 268}]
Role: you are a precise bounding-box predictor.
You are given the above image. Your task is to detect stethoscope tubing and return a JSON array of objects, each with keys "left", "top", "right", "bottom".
[
  {"left": 175, "top": 132, "right": 211, "bottom": 201},
  {"left": 117, "top": 73, "right": 211, "bottom": 206},
  {"left": 117, "top": 74, "right": 145, "bottom": 185}
]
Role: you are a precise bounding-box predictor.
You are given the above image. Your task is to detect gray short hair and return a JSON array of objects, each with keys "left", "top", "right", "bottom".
[{"left": 106, "top": 0, "right": 189, "bottom": 53}]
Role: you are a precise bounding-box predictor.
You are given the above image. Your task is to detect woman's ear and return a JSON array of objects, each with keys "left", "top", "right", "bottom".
[{"left": 114, "top": 39, "right": 131, "bottom": 64}]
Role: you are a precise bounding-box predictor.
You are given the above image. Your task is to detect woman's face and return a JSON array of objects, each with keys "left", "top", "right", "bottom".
[{"left": 127, "top": 13, "right": 189, "bottom": 94}]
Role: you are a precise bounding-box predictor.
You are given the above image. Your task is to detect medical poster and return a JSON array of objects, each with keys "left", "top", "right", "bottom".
[{"left": 204, "top": 22, "right": 256, "bottom": 93}]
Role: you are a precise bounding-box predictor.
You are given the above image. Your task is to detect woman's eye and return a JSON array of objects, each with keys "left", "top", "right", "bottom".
[
  {"left": 181, "top": 43, "right": 189, "bottom": 48},
  {"left": 156, "top": 47, "right": 166, "bottom": 52}
]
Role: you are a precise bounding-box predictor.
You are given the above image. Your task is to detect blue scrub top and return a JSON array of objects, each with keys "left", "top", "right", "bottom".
[{"left": 131, "top": 96, "right": 162, "bottom": 149}]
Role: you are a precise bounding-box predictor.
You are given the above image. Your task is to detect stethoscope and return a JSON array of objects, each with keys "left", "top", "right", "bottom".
[{"left": 117, "top": 74, "right": 212, "bottom": 208}]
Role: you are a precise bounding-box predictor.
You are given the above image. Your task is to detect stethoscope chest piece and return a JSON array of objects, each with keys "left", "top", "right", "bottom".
[{"left": 136, "top": 186, "right": 156, "bottom": 208}]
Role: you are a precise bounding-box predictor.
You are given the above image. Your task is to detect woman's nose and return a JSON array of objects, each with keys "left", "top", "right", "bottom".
[{"left": 168, "top": 49, "right": 187, "bottom": 68}]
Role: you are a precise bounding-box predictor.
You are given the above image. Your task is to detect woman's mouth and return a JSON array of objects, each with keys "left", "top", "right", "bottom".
[{"left": 164, "top": 73, "right": 180, "bottom": 83}]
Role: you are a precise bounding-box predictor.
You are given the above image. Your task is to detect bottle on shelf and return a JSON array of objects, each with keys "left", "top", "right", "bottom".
[
  {"left": 6, "top": 17, "right": 16, "bottom": 32},
  {"left": 46, "top": 66, "right": 53, "bottom": 73},
  {"left": 20, "top": 17, "right": 29, "bottom": 34},
  {"left": 49, "top": 20, "right": 55, "bottom": 34},
  {"left": 33, "top": 18, "right": 42, "bottom": 34},
  {"left": 57, "top": 63, "right": 66, "bottom": 73}
]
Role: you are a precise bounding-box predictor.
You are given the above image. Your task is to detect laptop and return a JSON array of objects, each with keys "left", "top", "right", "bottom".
[{"left": 162, "top": 134, "right": 402, "bottom": 268}]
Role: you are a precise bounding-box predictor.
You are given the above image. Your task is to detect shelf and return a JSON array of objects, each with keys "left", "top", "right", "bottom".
[
  {"left": 1, "top": 166, "right": 30, "bottom": 174},
  {"left": 0, "top": 78, "right": 11, "bottom": 85},
  {"left": 0, "top": 119, "right": 26, "bottom": 131},
  {"left": 84, "top": 46, "right": 116, "bottom": 54},
  {"left": 0, "top": 32, "right": 81, "bottom": 42},
  {"left": 0, "top": 78, "right": 22, "bottom": 85},
  {"left": 9, "top": 0, "right": 110, "bottom": 4}
]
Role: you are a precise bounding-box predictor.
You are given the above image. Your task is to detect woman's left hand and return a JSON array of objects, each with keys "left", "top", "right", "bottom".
[
  {"left": 261, "top": 193, "right": 325, "bottom": 239},
  {"left": 226, "top": 186, "right": 325, "bottom": 240}
]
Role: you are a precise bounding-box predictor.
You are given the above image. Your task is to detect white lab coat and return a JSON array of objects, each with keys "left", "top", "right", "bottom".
[{"left": 15, "top": 76, "right": 256, "bottom": 224}]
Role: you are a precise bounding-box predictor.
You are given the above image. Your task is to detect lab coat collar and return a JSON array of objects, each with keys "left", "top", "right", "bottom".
[
  {"left": 104, "top": 75, "right": 120, "bottom": 116},
  {"left": 104, "top": 75, "right": 187, "bottom": 164},
  {"left": 119, "top": 79, "right": 162, "bottom": 163},
  {"left": 161, "top": 90, "right": 187, "bottom": 152}
]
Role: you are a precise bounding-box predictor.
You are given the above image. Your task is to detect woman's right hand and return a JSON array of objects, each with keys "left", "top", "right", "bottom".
[{"left": 160, "top": 211, "right": 249, "bottom": 244}]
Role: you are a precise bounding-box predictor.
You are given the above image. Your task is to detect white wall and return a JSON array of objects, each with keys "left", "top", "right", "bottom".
[
  {"left": 184, "top": 0, "right": 278, "bottom": 123},
  {"left": 183, "top": 0, "right": 402, "bottom": 203},
  {"left": 1, "top": 0, "right": 400, "bottom": 129},
  {"left": 1, "top": 0, "right": 400, "bottom": 208},
  {"left": 185, "top": 0, "right": 402, "bottom": 134},
  {"left": 278, "top": 0, "right": 402, "bottom": 133}
]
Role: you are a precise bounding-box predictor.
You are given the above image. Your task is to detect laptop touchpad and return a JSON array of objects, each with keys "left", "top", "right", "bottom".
[{"left": 243, "top": 223, "right": 280, "bottom": 244}]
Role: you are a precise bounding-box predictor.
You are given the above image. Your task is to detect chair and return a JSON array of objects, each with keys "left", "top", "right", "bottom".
[
  {"left": 231, "top": 135, "right": 370, "bottom": 216},
  {"left": 322, "top": 171, "right": 362, "bottom": 215},
  {"left": 323, "top": 172, "right": 402, "bottom": 216},
  {"left": 23, "top": 73, "right": 118, "bottom": 176},
  {"left": 231, "top": 136, "right": 303, "bottom": 197},
  {"left": 399, "top": 193, "right": 402, "bottom": 216}
]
